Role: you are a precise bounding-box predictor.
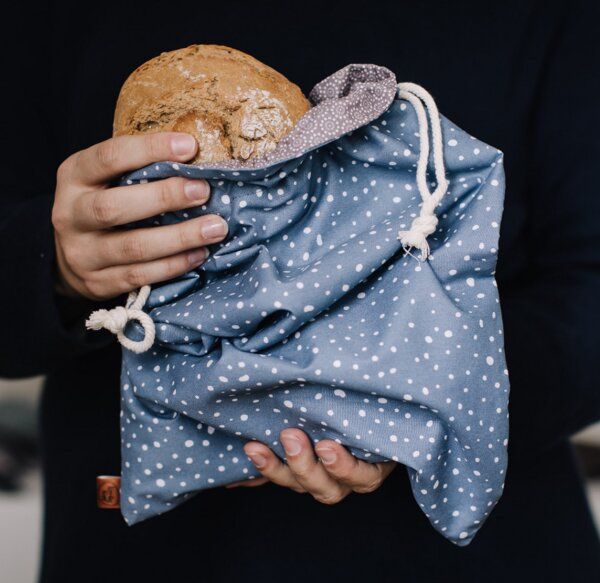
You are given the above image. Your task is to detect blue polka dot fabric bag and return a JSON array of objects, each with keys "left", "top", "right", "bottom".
[{"left": 88, "top": 64, "right": 509, "bottom": 545}]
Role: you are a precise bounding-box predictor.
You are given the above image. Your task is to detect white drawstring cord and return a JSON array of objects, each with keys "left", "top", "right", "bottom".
[
  {"left": 396, "top": 82, "right": 449, "bottom": 260},
  {"left": 86, "top": 285, "right": 155, "bottom": 354}
]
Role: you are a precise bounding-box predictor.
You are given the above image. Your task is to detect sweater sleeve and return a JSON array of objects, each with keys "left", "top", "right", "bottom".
[
  {"left": 0, "top": 6, "right": 111, "bottom": 378},
  {"left": 499, "top": 0, "right": 600, "bottom": 459},
  {"left": 0, "top": 195, "right": 113, "bottom": 378}
]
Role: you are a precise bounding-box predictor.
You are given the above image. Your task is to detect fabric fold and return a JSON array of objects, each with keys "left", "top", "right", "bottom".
[{"left": 107, "top": 65, "right": 509, "bottom": 546}]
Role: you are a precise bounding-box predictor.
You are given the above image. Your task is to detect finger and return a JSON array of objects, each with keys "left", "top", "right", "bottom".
[
  {"left": 315, "top": 440, "right": 396, "bottom": 494},
  {"left": 74, "top": 177, "right": 210, "bottom": 230},
  {"left": 92, "top": 215, "right": 228, "bottom": 268},
  {"left": 70, "top": 133, "right": 198, "bottom": 186},
  {"left": 280, "top": 429, "right": 350, "bottom": 504},
  {"left": 87, "top": 247, "right": 209, "bottom": 298},
  {"left": 243, "top": 442, "right": 305, "bottom": 494},
  {"left": 225, "top": 477, "right": 270, "bottom": 489}
]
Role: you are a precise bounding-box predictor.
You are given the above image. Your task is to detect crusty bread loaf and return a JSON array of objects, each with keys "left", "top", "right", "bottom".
[{"left": 113, "top": 45, "right": 310, "bottom": 165}]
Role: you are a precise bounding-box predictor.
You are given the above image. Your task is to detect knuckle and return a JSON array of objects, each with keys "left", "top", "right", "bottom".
[
  {"left": 90, "top": 193, "right": 118, "bottom": 227},
  {"left": 96, "top": 140, "right": 120, "bottom": 171},
  {"left": 51, "top": 204, "right": 69, "bottom": 233},
  {"left": 120, "top": 235, "right": 146, "bottom": 262},
  {"left": 353, "top": 480, "right": 381, "bottom": 494},
  {"left": 164, "top": 254, "right": 189, "bottom": 278},
  {"left": 158, "top": 177, "right": 184, "bottom": 208},
  {"left": 145, "top": 133, "right": 167, "bottom": 160},
  {"left": 177, "top": 222, "right": 196, "bottom": 249},
  {"left": 62, "top": 244, "right": 85, "bottom": 272},
  {"left": 97, "top": 236, "right": 113, "bottom": 261},
  {"left": 125, "top": 266, "right": 146, "bottom": 288},
  {"left": 322, "top": 461, "right": 354, "bottom": 483},
  {"left": 314, "top": 491, "right": 345, "bottom": 506},
  {"left": 290, "top": 464, "right": 312, "bottom": 482},
  {"left": 56, "top": 155, "right": 76, "bottom": 184},
  {"left": 81, "top": 275, "right": 105, "bottom": 300},
  {"left": 327, "top": 463, "right": 353, "bottom": 481}
]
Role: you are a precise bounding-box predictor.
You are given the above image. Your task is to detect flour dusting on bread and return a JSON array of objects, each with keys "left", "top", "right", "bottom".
[{"left": 113, "top": 45, "right": 310, "bottom": 165}]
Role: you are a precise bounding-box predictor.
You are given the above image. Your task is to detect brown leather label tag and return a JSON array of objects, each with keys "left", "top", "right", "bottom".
[{"left": 96, "top": 476, "right": 121, "bottom": 509}]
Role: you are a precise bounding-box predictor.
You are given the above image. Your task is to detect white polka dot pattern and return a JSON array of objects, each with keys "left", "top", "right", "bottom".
[{"left": 117, "top": 65, "right": 509, "bottom": 547}]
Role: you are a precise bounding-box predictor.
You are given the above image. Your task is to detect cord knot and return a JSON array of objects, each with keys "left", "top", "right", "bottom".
[
  {"left": 86, "top": 286, "right": 155, "bottom": 354},
  {"left": 398, "top": 214, "right": 439, "bottom": 260},
  {"left": 87, "top": 306, "right": 129, "bottom": 334},
  {"left": 411, "top": 214, "right": 439, "bottom": 237}
]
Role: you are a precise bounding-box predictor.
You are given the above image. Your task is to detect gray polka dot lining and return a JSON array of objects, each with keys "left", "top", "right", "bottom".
[{"left": 115, "top": 64, "right": 509, "bottom": 546}]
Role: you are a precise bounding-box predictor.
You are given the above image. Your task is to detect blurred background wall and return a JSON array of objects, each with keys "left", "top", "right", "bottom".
[
  {"left": 0, "top": 378, "right": 43, "bottom": 583},
  {"left": 1, "top": 377, "right": 599, "bottom": 583}
]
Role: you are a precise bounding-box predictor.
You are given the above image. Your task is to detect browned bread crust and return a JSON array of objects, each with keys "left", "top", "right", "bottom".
[{"left": 113, "top": 45, "right": 310, "bottom": 164}]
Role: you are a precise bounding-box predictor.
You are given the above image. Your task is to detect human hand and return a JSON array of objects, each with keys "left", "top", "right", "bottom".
[
  {"left": 52, "top": 133, "right": 228, "bottom": 300},
  {"left": 231, "top": 429, "right": 396, "bottom": 504}
]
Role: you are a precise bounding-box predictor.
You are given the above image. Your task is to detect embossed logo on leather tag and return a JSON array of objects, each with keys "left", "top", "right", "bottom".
[{"left": 97, "top": 476, "right": 121, "bottom": 509}]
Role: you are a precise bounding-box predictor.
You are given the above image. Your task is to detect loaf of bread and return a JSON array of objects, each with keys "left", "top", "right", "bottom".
[{"left": 113, "top": 45, "right": 311, "bottom": 165}]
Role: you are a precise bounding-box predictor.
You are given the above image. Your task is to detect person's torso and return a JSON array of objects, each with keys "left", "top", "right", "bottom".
[{"left": 38, "top": 2, "right": 600, "bottom": 581}]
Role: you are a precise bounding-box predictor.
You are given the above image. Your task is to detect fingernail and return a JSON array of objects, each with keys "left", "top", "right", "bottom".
[
  {"left": 317, "top": 447, "right": 337, "bottom": 465},
  {"left": 281, "top": 435, "right": 302, "bottom": 457},
  {"left": 171, "top": 134, "right": 197, "bottom": 156},
  {"left": 184, "top": 180, "right": 209, "bottom": 202},
  {"left": 200, "top": 217, "right": 228, "bottom": 240},
  {"left": 188, "top": 248, "right": 208, "bottom": 266},
  {"left": 247, "top": 452, "right": 267, "bottom": 469}
]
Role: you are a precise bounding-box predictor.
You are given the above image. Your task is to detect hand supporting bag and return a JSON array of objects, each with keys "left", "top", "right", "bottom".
[{"left": 89, "top": 65, "right": 509, "bottom": 545}]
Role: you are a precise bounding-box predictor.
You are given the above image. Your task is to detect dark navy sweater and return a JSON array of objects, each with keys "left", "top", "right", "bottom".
[{"left": 1, "top": 1, "right": 599, "bottom": 581}]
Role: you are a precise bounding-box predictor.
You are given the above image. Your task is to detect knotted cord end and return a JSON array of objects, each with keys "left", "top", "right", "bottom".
[
  {"left": 398, "top": 214, "right": 439, "bottom": 261},
  {"left": 86, "top": 306, "right": 129, "bottom": 334},
  {"left": 86, "top": 286, "right": 155, "bottom": 354}
]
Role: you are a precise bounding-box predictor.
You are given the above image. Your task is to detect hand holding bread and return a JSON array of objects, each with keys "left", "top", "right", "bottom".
[
  {"left": 52, "top": 133, "right": 227, "bottom": 300},
  {"left": 52, "top": 45, "right": 309, "bottom": 300}
]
